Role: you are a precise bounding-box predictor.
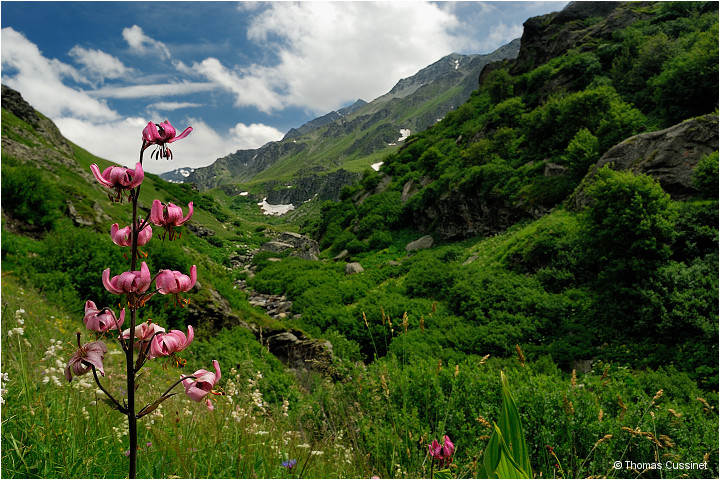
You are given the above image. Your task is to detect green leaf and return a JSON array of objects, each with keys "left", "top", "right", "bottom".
[
  {"left": 433, "top": 468, "right": 454, "bottom": 479},
  {"left": 136, "top": 393, "right": 176, "bottom": 418},
  {"left": 498, "top": 371, "right": 533, "bottom": 477}
]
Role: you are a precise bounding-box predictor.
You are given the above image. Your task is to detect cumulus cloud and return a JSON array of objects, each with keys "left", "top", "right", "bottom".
[
  {"left": 188, "top": 2, "right": 471, "bottom": 114},
  {"left": 122, "top": 25, "right": 171, "bottom": 59},
  {"left": 1, "top": 27, "right": 118, "bottom": 121},
  {"left": 228, "top": 122, "right": 284, "bottom": 150},
  {"left": 68, "top": 45, "right": 131, "bottom": 83}
]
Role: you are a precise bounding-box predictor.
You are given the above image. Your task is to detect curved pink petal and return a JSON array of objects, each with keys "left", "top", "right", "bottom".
[
  {"left": 165, "top": 203, "right": 184, "bottom": 225},
  {"left": 91, "top": 164, "right": 113, "bottom": 187},
  {"left": 149, "top": 199, "right": 164, "bottom": 226},
  {"left": 177, "top": 202, "right": 193, "bottom": 226},
  {"left": 211, "top": 359, "right": 221, "bottom": 384},
  {"left": 137, "top": 223, "right": 152, "bottom": 246},
  {"left": 137, "top": 262, "right": 151, "bottom": 292},
  {"left": 168, "top": 126, "right": 193, "bottom": 143},
  {"left": 143, "top": 122, "right": 162, "bottom": 143},
  {"left": 158, "top": 121, "right": 176, "bottom": 140},
  {"left": 111, "top": 223, "right": 131, "bottom": 247},
  {"left": 126, "top": 162, "right": 144, "bottom": 189},
  {"left": 102, "top": 268, "right": 123, "bottom": 295}
]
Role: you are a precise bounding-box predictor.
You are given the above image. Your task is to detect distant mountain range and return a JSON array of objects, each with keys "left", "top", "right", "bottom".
[{"left": 161, "top": 39, "right": 521, "bottom": 201}]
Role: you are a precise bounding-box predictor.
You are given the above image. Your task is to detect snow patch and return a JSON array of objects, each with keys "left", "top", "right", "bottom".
[
  {"left": 240, "top": 191, "right": 249, "bottom": 196},
  {"left": 397, "top": 129, "right": 411, "bottom": 142},
  {"left": 258, "top": 197, "right": 295, "bottom": 216},
  {"left": 179, "top": 168, "right": 193, "bottom": 177},
  {"left": 371, "top": 162, "right": 384, "bottom": 171},
  {"left": 454, "top": 59, "right": 459, "bottom": 70}
]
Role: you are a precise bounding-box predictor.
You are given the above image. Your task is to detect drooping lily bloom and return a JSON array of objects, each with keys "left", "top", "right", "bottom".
[
  {"left": 156, "top": 265, "right": 197, "bottom": 295},
  {"left": 428, "top": 439, "right": 444, "bottom": 460},
  {"left": 83, "top": 300, "right": 125, "bottom": 333},
  {"left": 148, "top": 325, "right": 194, "bottom": 359},
  {"left": 121, "top": 320, "right": 166, "bottom": 350},
  {"left": 181, "top": 360, "right": 221, "bottom": 408},
  {"left": 142, "top": 120, "right": 192, "bottom": 160},
  {"left": 149, "top": 200, "right": 193, "bottom": 240},
  {"left": 442, "top": 435, "right": 455, "bottom": 458},
  {"left": 90, "top": 162, "right": 144, "bottom": 202},
  {"left": 102, "top": 262, "right": 152, "bottom": 295},
  {"left": 428, "top": 435, "right": 454, "bottom": 467},
  {"left": 65, "top": 339, "right": 108, "bottom": 381},
  {"left": 111, "top": 222, "right": 152, "bottom": 247}
]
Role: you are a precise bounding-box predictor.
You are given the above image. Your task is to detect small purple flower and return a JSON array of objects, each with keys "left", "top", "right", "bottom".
[{"left": 282, "top": 459, "right": 297, "bottom": 469}]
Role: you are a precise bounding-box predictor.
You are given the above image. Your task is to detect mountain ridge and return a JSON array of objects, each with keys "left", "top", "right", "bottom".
[{"left": 164, "top": 40, "right": 521, "bottom": 197}]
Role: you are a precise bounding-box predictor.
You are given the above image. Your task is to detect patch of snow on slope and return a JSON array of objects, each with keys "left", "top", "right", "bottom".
[
  {"left": 371, "top": 162, "right": 384, "bottom": 171},
  {"left": 258, "top": 197, "right": 295, "bottom": 216},
  {"left": 398, "top": 129, "right": 411, "bottom": 142}
]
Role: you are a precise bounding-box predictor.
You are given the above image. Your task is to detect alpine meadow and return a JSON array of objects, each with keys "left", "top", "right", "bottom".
[{"left": 1, "top": 2, "right": 718, "bottom": 479}]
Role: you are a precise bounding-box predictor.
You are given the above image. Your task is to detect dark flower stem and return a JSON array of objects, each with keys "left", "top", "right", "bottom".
[
  {"left": 91, "top": 365, "right": 128, "bottom": 415},
  {"left": 124, "top": 147, "right": 146, "bottom": 479},
  {"left": 161, "top": 374, "right": 195, "bottom": 398}
]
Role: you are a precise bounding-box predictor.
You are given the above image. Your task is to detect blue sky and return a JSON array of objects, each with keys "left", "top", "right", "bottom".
[{"left": 1, "top": 1, "right": 567, "bottom": 174}]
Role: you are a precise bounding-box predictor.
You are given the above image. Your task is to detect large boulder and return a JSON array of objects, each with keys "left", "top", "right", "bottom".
[
  {"left": 406, "top": 235, "right": 434, "bottom": 252},
  {"left": 573, "top": 115, "right": 718, "bottom": 208},
  {"left": 260, "top": 232, "right": 320, "bottom": 261}
]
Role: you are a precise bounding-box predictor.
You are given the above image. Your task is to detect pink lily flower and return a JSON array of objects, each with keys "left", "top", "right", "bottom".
[
  {"left": 122, "top": 321, "right": 166, "bottom": 342},
  {"left": 142, "top": 120, "right": 192, "bottom": 160},
  {"left": 65, "top": 339, "right": 107, "bottom": 381},
  {"left": 90, "top": 162, "right": 144, "bottom": 202},
  {"left": 83, "top": 300, "right": 125, "bottom": 333},
  {"left": 102, "top": 262, "right": 152, "bottom": 295},
  {"left": 156, "top": 265, "right": 197, "bottom": 307},
  {"left": 148, "top": 325, "right": 194, "bottom": 359},
  {"left": 181, "top": 360, "right": 221, "bottom": 406},
  {"left": 111, "top": 222, "right": 152, "bottom": 247},
  {"left": 121, "top": 320, "right": 166, "bottom": 350},
  {"left": 428, "top": 439, "right": 444, "bottom": 460},
  {"left": 442, "top": 435, "right": 455, "bottom": 458},
  {"left": 149, "top": 200, "right": 193, "bottom": 240}
]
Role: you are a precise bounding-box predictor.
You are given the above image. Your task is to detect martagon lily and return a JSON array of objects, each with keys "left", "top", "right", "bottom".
[
  {"left": 149, "top": 200, "right": 193, "bottom": 240},
  {"left": 65, "top": 337, "right": 108, "bottom": 381},
  {"left": 142, "top": 120, "right": 192, "bottom": 160},
  {"left": 84, "top": 300, "right": 125, "bottom": 333},
  {"left": 90, "top": 162, "right": 144, "bottom": 202},
  {"left": 102, "top": 262, "right": 152, "bottom": 296},
  {"left": 156, "top": 265, "right": 197, "bottom": 306},
  {"left": 181, "top": 360, "right": 222, "bottom": 410},
  {"left": 148, "top": 326, "right": 194, "bottom": 359},
  {"left": 111, "top": 222, "right": 152, "bottom": 247}
]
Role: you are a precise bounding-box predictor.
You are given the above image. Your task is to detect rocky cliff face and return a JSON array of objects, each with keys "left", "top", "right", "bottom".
[{"left": 264, "top": 169, "right": 360, "bottom": 204}]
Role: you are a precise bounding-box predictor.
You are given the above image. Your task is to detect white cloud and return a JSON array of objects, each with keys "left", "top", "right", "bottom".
[
  {"left": 54, "top": 115, "right": 283, "bottom": 174},
  {"left": 228, "top": 122, "right": 284, "bottom": 150},
  {"left": 1, "top": 27, "right": 118, "bottom": 121},
  {"left": 122, "top": 25, "right": 171, "bottom": 59},
  {"left": 188, "top": 2, "right": 471, "bottom": 114},
  {"left": 87, "top": 82, "right": 216, "bottom": 99},
  {"left": 479, "top": 22, "right": 524, "bottom": 52},
  {"left": 68, "top": 45, "right": 131, "bottom": 82},
  {"left": 147, "top": 101, "right": 202, "bottom": 111}
]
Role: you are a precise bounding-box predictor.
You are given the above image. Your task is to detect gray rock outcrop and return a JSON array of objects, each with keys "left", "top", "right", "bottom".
[
  {"left": 573, "top": 114, "right": 719, "bottom": 208},
  {"left": 406, "top": 235, "right": 434, "bottom": 252}
]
